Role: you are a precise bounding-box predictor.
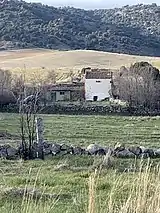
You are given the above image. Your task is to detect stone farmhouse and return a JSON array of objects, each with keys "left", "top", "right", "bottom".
[
  {"left": 23, "top": 68, "right": 114, "bottom": 105},
  {"left": 39, "top": 68, "right": 114, "bottom": 104},
  {"left": 40, "top": 82, "right": 84, "bottom": 104},
  {"left": 84, "top": 68, "right": 113, "bottom": 101}
]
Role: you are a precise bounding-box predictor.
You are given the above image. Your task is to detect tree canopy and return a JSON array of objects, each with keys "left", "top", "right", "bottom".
[
  {"left": 0, "top": 1, "right": 160, "bottom": 56},
  {"left": 113, "top": 62, "right": 160, "bottom": 110}
]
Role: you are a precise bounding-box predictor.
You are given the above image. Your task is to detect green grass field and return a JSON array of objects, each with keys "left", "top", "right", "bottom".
[
  {"left": 1, "top": 113, "right": 160, "bottom": 148},
  {"left": 0, "top": 113, "right": 160, "bottom": 212}
]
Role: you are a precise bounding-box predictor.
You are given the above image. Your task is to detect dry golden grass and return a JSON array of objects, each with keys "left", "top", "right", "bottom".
[
  {"left": 153, "top": 61, "right": 160, "bottom": 69},
  {"left": 88, "top": 161, "right": 160, "bottom": 213},
  {"left": 0, "top": 48, "right": 160, "bottom": 82}
]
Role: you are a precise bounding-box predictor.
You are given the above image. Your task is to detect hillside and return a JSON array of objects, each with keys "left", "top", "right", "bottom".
[
  {"left": 1, "top": 1, "right": 160, "bottom": 56},
  {"left": 0, "top": 49, "right": 160, "bottom": 83}
]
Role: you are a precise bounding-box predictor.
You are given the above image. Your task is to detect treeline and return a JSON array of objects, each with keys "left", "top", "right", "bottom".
[{"left": 0, "top": 1, "right": 160, "bottom": 56}]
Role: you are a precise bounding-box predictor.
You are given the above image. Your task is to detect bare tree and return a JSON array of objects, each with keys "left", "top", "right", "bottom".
[
  {"left": 0, "top": 69, "right": 12, "bottom": 91},
  {"left": 17, "top": 74, "right": 43, "bottom": 160},
  {"left": 46, "top": 70, "right": 56, "bottom": 84},
  {"left": 0, "top": 69, "right": 16, "bottom": 105},
  {"left": 113, "top": 62, "right": 160, "bottom": 112},
  {"left": 12, "top": 74, "right": 25, "bottom": 99}
]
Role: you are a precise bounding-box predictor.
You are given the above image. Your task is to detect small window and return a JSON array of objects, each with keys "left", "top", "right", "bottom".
[
  {"left": 93, "top": 96, "right": 98, "bottom": 101},
  {"left": 96, "top": 80, "right": 101, "bottom": 83},
  {"left": 60, "top": 91, "right": 65, "bottom": 95}
]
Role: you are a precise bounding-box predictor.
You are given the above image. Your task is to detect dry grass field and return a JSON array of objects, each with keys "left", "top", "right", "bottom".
[{"left": 0, "top": 48, "right": 160, "bottom": 83}]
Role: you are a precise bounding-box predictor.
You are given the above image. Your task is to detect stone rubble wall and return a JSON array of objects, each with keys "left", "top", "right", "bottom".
[
  {"left": 1, "top": 102, "right": 160, "bottom": 116},
  {"left": 1, "top": 142, "right": 160, "bottom": 160}
]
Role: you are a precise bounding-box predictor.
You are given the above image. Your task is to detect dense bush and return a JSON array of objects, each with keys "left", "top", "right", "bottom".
[{"left": 0, "top": 1, "right": 160, "bottom": 56}]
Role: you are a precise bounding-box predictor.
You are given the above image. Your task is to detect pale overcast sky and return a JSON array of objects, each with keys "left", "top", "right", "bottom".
[{"left": 26, "top": 0, "right": 160, "bottom": 9}]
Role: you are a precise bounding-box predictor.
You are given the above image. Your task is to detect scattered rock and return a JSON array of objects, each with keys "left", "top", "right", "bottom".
[
  {"left": 71, "top": 146, "right": 85, "bottom": 155},
  {"left": 0, "top": 145, "right": 18, "bottom": 159},
  {"left": 94, "top": 148, "right": 106, "bottom": 156},
  {"left": 86, "top": 144, "right": 104, "bottom": 155},
  {"left": 50, "top": 143, "right": 61, "bottom": 155},
  {"left": 60, "top": 144, "right": 72, "bottom": 155},
  {"left": 128, "top": 146, "right": 142, "bottom": 156},
  {"left": 1, "top": 141, "right": 160, "bottom": 160},
  {"left": 146, "top": 149, "right": 155, "bottom": 158},
  {"left": 154, "top": 149, "right": 160, "bottom": 157},
  {"left": 0, "top": 145, "right": 8, "bottom": 158},
  {"left": 6, "top": 146, "right": 18, "bottom": 159},
  {"left": 139, "top": 146, "right": 148, "bottom": 153},
  {"left": 115, "top": 149, "right": 135, "bottom": 158},
  {"left": 140, "top": 146, "right": 155, "bottom": 157},
  {"left": 43, "top": 147, "right": 52, "bottom": 155},
  {"left": 139, "top": 153, "right": 150, "bottom": 159},
  {"left": 114, "top": 143, "right": 125, "bottom": 153}
]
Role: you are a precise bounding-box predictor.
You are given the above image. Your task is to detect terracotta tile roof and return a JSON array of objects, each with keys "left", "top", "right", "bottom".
[{"left": 85, "top": 69, "right": 113, "bottom": 79}]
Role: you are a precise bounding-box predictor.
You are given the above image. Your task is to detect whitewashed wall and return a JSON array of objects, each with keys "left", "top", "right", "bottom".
[{"left": 85, "top": 79, "right": 111, "bottom": 101}]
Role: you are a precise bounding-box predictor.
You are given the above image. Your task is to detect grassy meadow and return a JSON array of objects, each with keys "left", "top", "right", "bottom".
[
  {"left": 1, "top": 113, "right": 160, "bottom": 148},
  {"left": 0, "top": 113, "right": 160, "bottom": 212}
]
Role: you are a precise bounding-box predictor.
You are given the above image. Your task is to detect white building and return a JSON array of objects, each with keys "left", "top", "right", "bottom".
[{"left": 85, "top": 69, "right": 112, "bottom": 101}]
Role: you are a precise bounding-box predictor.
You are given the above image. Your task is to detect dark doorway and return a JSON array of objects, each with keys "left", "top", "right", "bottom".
[
  {"left": 51, "top": 92, "right": 56, "bottom": 102},
  {"left": 93, "top": 96, "right": 98, "bottom": 101}
]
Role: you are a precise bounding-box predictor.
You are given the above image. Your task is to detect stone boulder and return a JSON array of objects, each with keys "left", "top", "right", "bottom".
[
  {"left": 42, "top": 141, "right": 52, "bottom": 155},
  {"left": 60, "top": 144, "right": 72, "bottom": 155},
  {"left": 139, "top": 153, "right": 150, "bottom": 159},
  {"left": 6, "top": 146, "right": 18, "bottom": 159},
  {"left": 139, "top": 146, "right": 155, "bottom": 158},
  {"left": 115, "top": 149, "right": 135, "bottom": 158},
  {"left": 154, "top": 149, "right": 160, "bottom": 158},
  {"left": 0, "top": 145, "right": 8, "bottom": 158},
  {"left": 43, "top": 141, "right": 51, "bottom": 148},
  {"left": 94, "top": 148, "right": 106, "bottom": 156},
  {"left": 71, "top": 146, "right": 85, "bottom": 155},
  {"left": 86, "top": 144, "right": 104, "bottom": 155},
  {"left": 114, "top": 143, "right": 125, "bottom": 153},
  {"left": 50, "top": 143, "right": 61, "bottom": 155},
  {"left": 128, "top": 146, "right": 142, "bottom": 156},
  {"left": 0, "top": 145, "right": 18, "bottom": 159}
]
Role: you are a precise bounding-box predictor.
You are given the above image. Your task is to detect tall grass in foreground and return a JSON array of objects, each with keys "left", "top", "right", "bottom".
[
  {"left": 88, "top": 161, "right": 160, "bottom": 213},
  {"left": 1, "top": 160, "right": 160, "bottom": 213}
]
